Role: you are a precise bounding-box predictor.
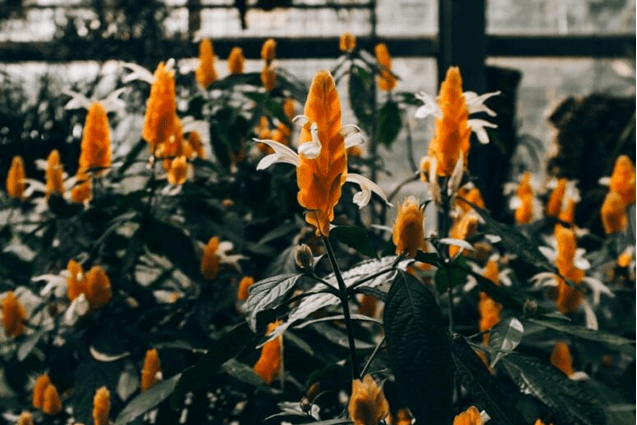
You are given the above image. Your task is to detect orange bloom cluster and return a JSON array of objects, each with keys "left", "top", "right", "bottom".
[
  {"left": 339, "top": 32, "right": 357, "bottom": 53},
  {"left": 347, "top": 374, "right": 389, "bottom": 425},
  {"left": 2, "top": 291, "right": 27, "bottom": 338},
  {"left": 142, "top": 62, "right": 177, "bottom": 149},
  {"left": 296, "top": 71, "right": 347, "bottom": 236},
  {"left": 141, "top": 348, "right": 162, "bottom": 392},
  {"left": 283, "top": 97, "right": 296, "bottom": 122},
  {"left": 93, "top": 386, "right": 111, "bottom": 425},
  {"left": 195, "top": 39, "right": 217, "bottom": 89},
  {"left": 6, "top": 155, "right": 26, "bottom": 200},
  {"left": 453, "top": 406, "right": 483, "bottom": 425},
  {"left": 553, "top": 225, "right": 585, "bottom": 313},
  {"left": 601, "top": 155, "right": 635, "bottom": 234},
  {"left": 479, "top": 260, "right": 502, "bottom": 344},
  {"left": 17, "top": 412, "right": 33, "bottom": 425},
  {"left": 65, "top": 260, "right": 112, "bottom": 309},
  {"left": 429, "top": 67, "right": 471, "bottom": 176},
  {"left": 260, "top": 38, "right": 277, "bottom": 91},
  {"left": 237, "top": 276, "right": 254, "bottom": 301},
  {"left": 32, "top": 374, "right": 62, "bottom": 415},
  {"left": 387, "top": 409, "right": 413, "bottom": 425},
  {"left": 227, "top": 46, "right": 245, "bottom": 75},
  {"left": 392, "top": 197, "right": 426, "bottom": 258},
  {"left": 201, "top": 237, "right": 222, "bottom": 280},
  {"left": 550, "top": 341, "right": 574, "bottom": 377},
  {"left": 515, "top": 172, "right": 534, "bottom": 224},
  {"left": 374, "top": 43, "right": 397, "bottom": 91},
  {"left": 253, "top": 321, "right": 283, "bottom": 384},
  {"left": 546, "top": 178, "right": 567, "bottom": 218},
  {"left": 79, "top": 102, "right": 112, "bottom": 176},
  {"left": 45, "top": 150, "right": 65, "bottom": 199}
]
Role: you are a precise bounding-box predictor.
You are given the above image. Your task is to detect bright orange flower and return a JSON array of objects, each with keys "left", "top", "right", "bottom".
[
  {"left": 374, "top": 43, "right": 397, "bottom": 92},
  {"left": 17, "top": 412, "right": 34, "bottom": 425},
  {"left": 601, "top": 191, "right": 627, "bottom": 234},
  {"left": 66, "top": 259, "right": 85, "bottom": 302},
  {"left": 515, "top": 194, "right": 534, "bottom": 224},
  {"left": 142, "top": 62, "right": 177, "bottom": 149},
  {"left": 84, "top": 266, "right": 112, "bottom": 309},
  {"left": 195, "top": 39, "right": 217, "bottom": 89},
  {"left": 555, "top": 276, "right": 585, "bottom": 314},
  {"left": 201, "top": 236, "right": 221, "bottom": 280},
  {"left": 608, "top": 155, "right": 636, "bottom": 205},
  {"left": 453, "top": 406, "right": 483, "bottom": 425},
  {"left": 227, "top": 47, "right": 245, "bottom": 75},
  {"left": 392, "top": 197, "right": 426, "bottom": 258},
  {"left": 42, "top": 384, "right": 62, "bottom": 415},
  {"left": 79, "top": 102, "right": 111, "bottom": 175},
  {"left": 93, "top": 386, "right": 110, "bottom": 425},
  {"left": 617, "top": 250, "right": 632, "bottom": 268},
  {"left": 237, "top": 276, "right": 254, "bottom": 301},
  {"left": 45, "top": 150, "right": 65, "bottom": 198},
  {"left": 70, "top": 173, "right": 92, "bottom": 205},
  {"left": 339, "top": 32, "right": 357, "bottom": 53},
  {"left": 534, "top": 420, "right": 552, "bottom": 425},
  {"left": 516, "top": 172, "right": 533, "bottom": 198},
  {"left": 32, "top": 374, "right": 51, "bottom": 409},
  {"left": 449, "top": 212, "right": 479, "bottom": 257},
  {"left": 347, "top": 374, "right": 389, "bottom": 425},
  {"left": 546, "top": 178, "right": 567, "bottom": 217},
  {"left": 550, "top": 341, "right": 574, "bottom": 377},
  {"left": 272, "top": 123, "right": 292, "bottom": 146},
  {"left": 261, "top": 64, "right": 277, "bottom": 92},
  {"left": 2, "top": 291, "right": 26, "bottom": 338},
  {"left": 388, "top": 409, "right": 413, "bottom": 425},
  {"left": 167, "top": 156, "right": 189, "bottom": 185},
  {"left": 483, "top": 260, "right": 499, "bottom": 284},
  {"left": 141, "top": 349, "right": 162, "bottom": 392},
  {"left": 554, "top": 225, "right": 585, "bottom": 283},
  {"left": 283, "top": 97, "right": 296, "bottom": 122},
  {"left": 6, "top": 155, "right": 26, "bottom": 200},
  {"left": 558, "top": 198, "right": 576, "bottom": 225},
  {"left": 253, "top": 321, "right": 283, "bottom": 384},
  {"left": 261, "top": 38, "right": 276, "bottom": 63},
  {"left": 187, "top": 131, "right": 205, "bottom": 159}
]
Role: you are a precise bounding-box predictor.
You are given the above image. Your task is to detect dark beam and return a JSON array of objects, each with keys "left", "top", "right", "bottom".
[{"left": 486, "top": 34, "right": 635, "bottom": 58}]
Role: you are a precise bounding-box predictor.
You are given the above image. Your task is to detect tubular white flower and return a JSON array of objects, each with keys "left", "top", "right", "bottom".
[
  {"left": 468, "top": 119, "right": 498, "bottom": 144},
  {"left": 341, "top": 124, "right": 365, "bottom": 149},
  {"left": 447, "top": 153, "right": 464, "bottom": 196},
  {"left": 465, "top": 91, "right": 501, "bottom": 116},
  {"left": 345, "top": 173, "right": 392, "bottom": 208},
  {"left": 582, "top": 276, "right": 613, "bottom": 305},
  {"left": 253, "top": 138, "right": 300, "bottom": 170},
  {"left": 298, "top": 122, "right": 322, "bottom": 159},
  {"left": 64, "top": 293, "right": 90, "bottom": 326},
  {"left": 414, "top": 92, "right": 440, "bottom": 119}
]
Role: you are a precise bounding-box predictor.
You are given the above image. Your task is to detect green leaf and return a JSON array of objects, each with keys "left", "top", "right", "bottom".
[
  {"left": 349, "top": 64, "right": 374, "bottom": 133},
  {"left": 500, "top": 353, "right": 607, "bottom": 425},
  {"left": 170, "top": 322, "right": 254, "bottom": 408},
  {"left": 451, "top": 334, "right": 528, "bottom": 425},
  {"left": 414, "top": 251, "right": 440, "bottom": 266},
  {"left": 375, "top": 100, "right": 402, "bottom": 148},
  {"left": 331, "top": 225, "right": 377, "bottom": 258},
  {"left": 221, "top": 358, "right": 267, "bottom": 388},
  {"left": 47, "top": 194, "right": 82, "bottom": 218},
  {"left": 462, "top": 200, "right": 556, "bottom": 273},
  {"left": 144, "top": 217, "right": 200, "bottom": 282},
  {"left": 489, "top": 317, "right": 524, "bottom": 367},
  {"left": 243, "top": 91, "right": 288, "bottom": 124},
  {"left": 528, "top": 318, "right": 636, "bottom": 356},
  {"left": 17, "top": 327, "right": 50, "bottom": 361},
  {"left": 384, "top": 270, "right": 453, "bottom": 425},
  {"left": 246, "top": 274, "right": 303, "bottom": 331},
  {"left": 434, "top": 255, "right": 468, "bottom": 293},
  {"left": 115, "top": 374, "right": 181, "bottom": 425}
]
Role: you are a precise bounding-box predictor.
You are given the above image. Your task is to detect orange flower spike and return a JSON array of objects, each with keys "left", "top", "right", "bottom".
[
  {"left": 516, "top": 172, "right": 533, "bottom": 198},
  {"left": 17, "top": 412, "right": 34, "bottom": 425},
  {"left": 550, "top": 341, "right": 574, "bottom": 377},
  {"left": 296, "top": 71, "right": 347, "bottom": 236},
  {"left": 188, "top": 131, "right": 205, "bottom": 159},
  {"left": 2, "top": 291, "right": 26, "bottom": 338},
  {"left": 237, "top": 276, "right": 254, "bottom": 301},
  {"left": 515, "top": 194, "right": 534, "bottom": 224},
  {"left": 601, "top": 191, "right": 627, "bottom": 234},
  {"left": 554, "top": 224, "right": 584, "bottom": 282},
  {"left": 167, "top": 156, "right": 189, "bottom": 185},
  {"left": 195, "top": 39, "right": 217, "bottom": 89},
  {"left": 66, "top": 259, "right": 85, "bottom": 302},
  {"left": 546, "top": 178, "right": 567, "bottom": 217},
  {"left": 227, "top": 47, "right": 245, "bottom": 75},
  {"left": 142, "top": 62, "right": 177, "bottom": 149},
  {"left": 609, "top": 155, "right": 636, "bottom": 205},
  {"left": 261, "top": 38, "right": 276, "bottom": 63},
  {"left": 392, "top": 196, "right": 426, "bottom": 258},
  {"left": 429, "top": 67, "right": 471, "bottom": 176},
  {"left": 42, "top": 384, "right": 62, "bottom": 415},
  {"left": 558, "top": 199, "right": 576, "bottom": 225},
  {"left": 453, "top": 406, "right": 483, "bottom": 425},
  {"left": 45, "top": 150, "right": 65, "bottom": 198},
  {"left": 201, "top": 237, "right": 221, "bottom": 280},
  {"left": 449, "top": 213, "right": 479, "bottom": 257},
  {"left": 84, "top": 266, "right": 112, "bottom": 309},
  {"left": 92, "top": 386, "right": 110, "bottom": 425},
  {"left": 465, "top": 187, "right": 485, "bottom": 209},
  {"left": 339, "top": 32, "right": 357, "bottom": 53},
  {"left": 347, "top": 374, "right": 390, "bottom": 425},
  {"left": 261, "top": 64, "right": 277, "bottom": 92},
  {"left": 141, "top": 349, "right": 162, "bottom": 392},
  {"left": 32, "top": 374, "right": 51, "bottom": 409},
  {"left": 375, "top": 43, "right": 397, "bottom": 92},
  {"left": 253, "top": 321, "right": 283, "bottom": 384},
  {"left": 483, "top": 260, "right": 499, "bottom": 284},
  {"left": 70, "top": 173, "right": 92, "bottom": 205},
  {"left": 283, "top": 97, "right": 296, "bottom": 122},
  {"left": 556, "top": 277, "right": 584, "bottom": 313},
  {"left": 79, "top": 102, "right": 112, "bottom": 175},
  {"left": 6, "top": 155, "right": 26, "bottom": 200}
]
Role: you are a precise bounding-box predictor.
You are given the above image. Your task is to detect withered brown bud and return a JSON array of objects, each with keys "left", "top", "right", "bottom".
[
  {"left": 523, "top": 300, "right": 538, "bottom": 316},
  {"left": 295, "top": 244, "right": 314, "bottom": 270}
]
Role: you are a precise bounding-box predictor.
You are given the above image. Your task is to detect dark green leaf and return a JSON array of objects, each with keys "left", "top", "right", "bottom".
[
  {"left": 376, "top": 101, "right": 402, "bottom": 148},
  {"left": 528, "top": 318, "right": 636, "bottom": 356},
  {"left": 435, "top": 255, "right": 468, "bottom": 293},
  {"left": 414, "top": 251, "right": 440, "bottom": 266},
  {"left": 501, "top": 353, "right": 607, "bottom": 425},
  {"left": 171, "top": 322, "right": 254, "bottom": 408},
  {"left": 47, "top": 194, "right": 82, "bottom": 218},
  {"left": 243, "top": 91, "right": 288, "bottom": 124},
  {"left": 264, "top": 245, "right": 298, "bottom": 276},
  {"left": 246, "top": 274, "right": 303, "bottom": 331},
  {"left": 384, "top": 270, "right": 453, "bottom": 425},
  {"left": 144, "top": 218, "right": 200, "bottom": 281},
  {"left": 17, "top": 327, "right": 49, "bottom": 361},
  {"left": 489, "top": 317, "right": 524, "bottom": 367},
  {"left": 349, "top": 64, "right": 374, "bottom": 133},
  {"left": 221, "top": 358, "right": 267, "bottom": 388},
  {"left": 451, "top": 334, "right": 527, "bottom": 425},
  {"left": 115, "top": 374, "right": 181, "bottom": 425},
  {"left": 331, "top": 225, "right": 377, "bottom": 258}
]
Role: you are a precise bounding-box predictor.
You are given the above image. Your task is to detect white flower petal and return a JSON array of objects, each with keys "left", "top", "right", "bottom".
[
  {"left": 582, "top": 276, "right": 613, "bottom": 305},
  {"left": 538, "top": 246, "right": 558, "bottom": 262},
  {"left": 414, "top": 92, "right": 440, "bottom": 119},
  {"left": 292, "top": 115, "right": 310, "bottom": 127},
  {"left": 254, "top": 139, "right": 300, "bottom": 170},
  {"left": 485, "top": 234, "right": 502, "bottom": 244},
  {"left": 582, "top": 300, "right": 598, "bottom": 330},
  {"left": 509, "top": 196, "right": 522, "bottom": 210},
  {"left": 447, "top": 153, "right": 464, "bottom": 196},
  {"left": 465, "top": 90, "right": 501, "bottom": 117},
  {"left": 121, "top": 62, "right": 155, "bottom": 84},
  {"left": 468, "top": 119, "right": 498, "bottom": 144},
  {"left": 63, "top": 89, "right": 92, "bottom": 110},
  {"left": 439, "top": 238, "right": 474, "bottom": 251},
  {"left": 598, "top": 176, "right": 610, "bottom": 186},
  {"left": 218, "top": 241, "right": 234, "bottom": 254},
  {"left": 345, "top": 173, "right": 392, "bottom": 208},
  {"left": 341, "top": 125, "right": 365, "bottom": 149},
  {"left": 574, "top": 256, "right": 590, "bottom": 271},
  {"left": 64, "top": 294, "right": 89, "bottom": 326},
  {"left": 298, "top": 123, "right": 322, "bottom": 159},
  {"left": 530, "top": 272, "right": 558, "bottom": 287}
]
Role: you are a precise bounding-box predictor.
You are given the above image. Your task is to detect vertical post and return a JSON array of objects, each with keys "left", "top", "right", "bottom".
[{"left": 187, "top": 0, "right": 202, "bottom": 40}]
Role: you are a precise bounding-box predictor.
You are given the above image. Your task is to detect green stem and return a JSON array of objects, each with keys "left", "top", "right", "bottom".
[
  {"left": 359, "top": 335, "right": 386, "bottom": 378},
  {"left": 322, "top": 235, "right": 360, "bottom": 379}
]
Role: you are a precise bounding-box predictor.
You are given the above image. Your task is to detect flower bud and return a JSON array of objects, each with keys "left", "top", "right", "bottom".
[{"left": 295, "top": 244, "right": 314, "bottom": 270}]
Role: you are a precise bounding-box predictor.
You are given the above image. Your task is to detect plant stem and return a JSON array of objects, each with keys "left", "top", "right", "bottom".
[
  {"left": 360, "top": 335, "right": 386, "bottom": 378},
  {"left": 322, "top": 235, "right": 360, "bottom": 379}
]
